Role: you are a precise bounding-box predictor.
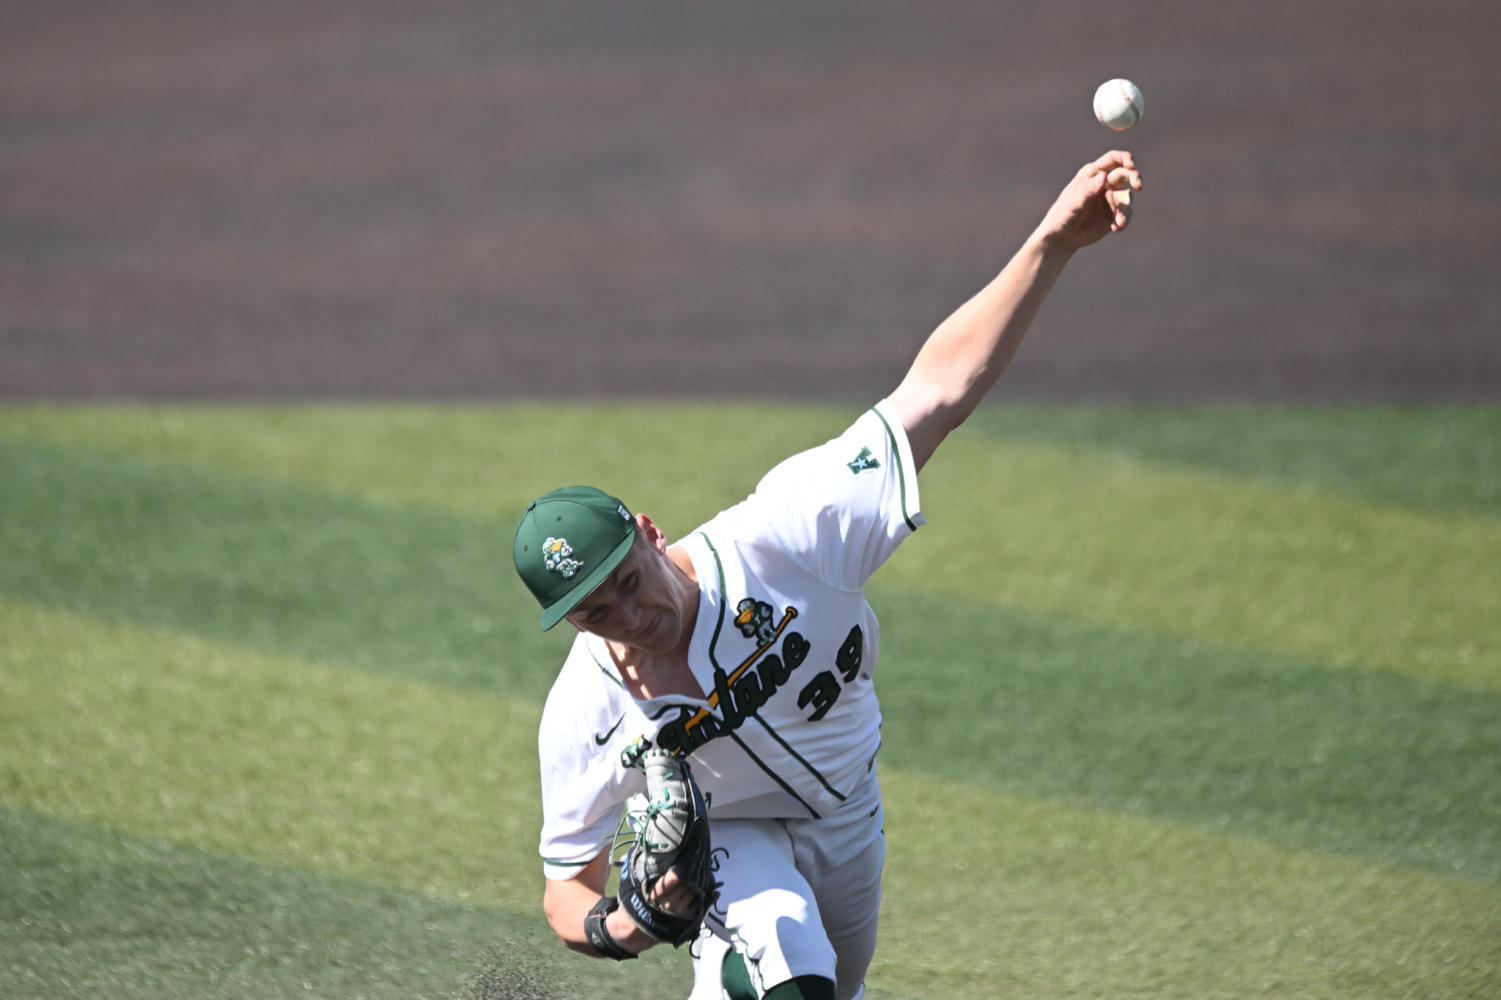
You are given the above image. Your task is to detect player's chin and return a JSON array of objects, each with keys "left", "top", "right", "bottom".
[{"left": 633, "top": 612, "right": 669, "bottom": 649}]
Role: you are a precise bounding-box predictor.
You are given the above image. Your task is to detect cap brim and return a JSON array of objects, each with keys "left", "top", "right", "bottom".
[{"left": 538, "top": 529, "right": 636, "bottom": 631}]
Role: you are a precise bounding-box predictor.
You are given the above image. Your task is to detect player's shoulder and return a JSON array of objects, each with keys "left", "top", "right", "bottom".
[
  {"left": 763, "top": 402, "right": 908, "bottom": 480},
  {"left": 747, "top": 404, "right": 915, "bottom": 511}
]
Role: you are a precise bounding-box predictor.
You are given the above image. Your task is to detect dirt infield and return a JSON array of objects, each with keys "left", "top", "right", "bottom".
[{"left": 3, "top": 1, "right": 1497, "bottom": 402}]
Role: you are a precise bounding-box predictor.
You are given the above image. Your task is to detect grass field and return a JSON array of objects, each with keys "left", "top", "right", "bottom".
[{"left": 2, "top": 402, "right": 1498, "bottom": 1000}]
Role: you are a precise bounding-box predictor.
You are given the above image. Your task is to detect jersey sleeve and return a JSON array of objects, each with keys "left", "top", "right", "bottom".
[
  {"left": 536, "top": 648, "right": 638, "bottom": 880},
  {"left": 740, "top": 399, "right": 925, "bottom": 591}
]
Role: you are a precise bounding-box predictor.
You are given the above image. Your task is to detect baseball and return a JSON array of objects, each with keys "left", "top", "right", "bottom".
[{"left": 1093, "top": 78, "right": 1144, "bottom": 131}]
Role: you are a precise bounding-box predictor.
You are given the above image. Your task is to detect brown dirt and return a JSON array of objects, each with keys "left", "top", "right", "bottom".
[{"left": 3, "top": 0, "right": 1498, "bottom": 403}]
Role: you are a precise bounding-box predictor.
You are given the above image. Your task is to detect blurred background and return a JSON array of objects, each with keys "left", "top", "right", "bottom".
[{"left": 4, "top": 0, "right": 1498, "bottom": 403}]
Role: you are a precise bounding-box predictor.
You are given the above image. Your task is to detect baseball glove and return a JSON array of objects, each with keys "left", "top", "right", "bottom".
[{"left": 615, "top": 748, "right": 716, "bottom": 946}]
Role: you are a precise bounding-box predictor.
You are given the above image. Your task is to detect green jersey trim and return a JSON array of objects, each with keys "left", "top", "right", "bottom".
[
  {"left": 695, "top": 528, "right": 730, "bottom": 666},
  {"left": 749, "top": 712, "right": 847, "bottom": 803},
  {"left": 539, "top": 854, "right": 595, "bottom": 868},
  {"left": 729, "top": 731, "right": 821, "bottom": 819},
  {"left": 586, "top": 642, "right": 627, "bottom": 690},
  {"left": 871, "top": 404, "right": 919, "bottom": 532}
]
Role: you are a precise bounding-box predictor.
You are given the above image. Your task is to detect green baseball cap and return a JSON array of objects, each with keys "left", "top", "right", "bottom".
[{"left": 513, "top": 485, "right": 637, "bottom": 631}]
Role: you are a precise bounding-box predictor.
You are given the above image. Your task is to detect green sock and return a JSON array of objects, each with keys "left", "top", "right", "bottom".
[
  {"left": 763, "top": 976, "right": 837, "bottom": 1000},
  {"left": 721, "top": 951, "right": 756, "bottom": 1000},
  {"left": 721, "top": 952, "right": 835, "bottom": 1000},
  {"left": 714, "top": 948, "right": 834, "bottom": 990}
]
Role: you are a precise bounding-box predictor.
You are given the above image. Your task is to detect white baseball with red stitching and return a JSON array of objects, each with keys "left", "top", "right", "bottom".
[{"left": 1094, "top": 78, "right": 1144, "bottom": 131}]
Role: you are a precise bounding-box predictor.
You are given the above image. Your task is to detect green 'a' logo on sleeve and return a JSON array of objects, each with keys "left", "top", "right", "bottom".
[{"left": 847, "top": 447, "right": 879, "bottom": 473}]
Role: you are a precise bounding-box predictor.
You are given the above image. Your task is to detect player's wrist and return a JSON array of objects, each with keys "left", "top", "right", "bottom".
[
  {"left": 583, "top": 896, "right": 639, "bottom": 960},
  {"left": 1022, "top": 224, "right": 1080, "bottom": 262},
  {"left": 612, "top": 902, "right": 666, "bottom": 951}
]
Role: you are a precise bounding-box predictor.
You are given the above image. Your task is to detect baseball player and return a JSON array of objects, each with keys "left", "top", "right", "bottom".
[{"left": 513, "top": 151, "right": 1143, "bottom": 1000}]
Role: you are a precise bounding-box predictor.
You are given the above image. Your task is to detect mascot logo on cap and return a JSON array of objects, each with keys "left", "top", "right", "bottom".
[{"left": 543, "top": 537, "right": 583, "bottom": 580}]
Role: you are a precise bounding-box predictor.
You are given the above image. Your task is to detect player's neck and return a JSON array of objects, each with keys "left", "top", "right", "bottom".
[{"left": 608, "top": 629, "right": 701, "bottom": 699}]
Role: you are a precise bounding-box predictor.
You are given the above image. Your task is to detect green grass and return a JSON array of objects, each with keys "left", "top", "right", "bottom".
[
  {"left": 2, "top": 403, "right": 1498, "bottom": 999},
  {"left": 0, "top": 807, "right": 681, "bottom": 1000},
  {"left": 874, "top": 590, "right": 1501, "bottom": 882},
  {"left": 964, "top": 405, "right": 1501, "bottom": 518},
  {"left": 877, "top": 771, "right": 1501, "bottom": 1000},
  {"left": 899, "top": 433, "right": 1500, "bottom": 689}
]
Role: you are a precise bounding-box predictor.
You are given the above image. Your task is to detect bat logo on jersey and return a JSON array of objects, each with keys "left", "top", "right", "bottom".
[
  {"left": 654, "top": 586, "right": 870, "bottom": 757},
  {"left": 655, "top": 604, "right": 805, "bottom": 756},
  {"left": 734, "top": 599, "right": 777, "bottom": 645},
  {"left": 542, "top": 537, "right": 583, "bottom": 579}
]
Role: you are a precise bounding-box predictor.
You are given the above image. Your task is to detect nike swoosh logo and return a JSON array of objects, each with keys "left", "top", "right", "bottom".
[{"left": 594, "top": 715, "right": 625, "bottom": 745}]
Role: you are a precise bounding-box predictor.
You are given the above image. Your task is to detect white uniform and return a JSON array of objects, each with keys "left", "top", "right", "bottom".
[{"left": 538, "top": 401, "right": 925, "bottom": 1000}]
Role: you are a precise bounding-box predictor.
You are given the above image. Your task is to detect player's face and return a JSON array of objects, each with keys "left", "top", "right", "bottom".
[{"left": 565, "top": 524, "right": 691, "bottom": 655}]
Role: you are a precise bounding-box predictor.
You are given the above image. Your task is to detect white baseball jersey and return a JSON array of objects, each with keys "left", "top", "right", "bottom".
[{"left": 538, "top": 401, "right": 924, "bottom": 879}]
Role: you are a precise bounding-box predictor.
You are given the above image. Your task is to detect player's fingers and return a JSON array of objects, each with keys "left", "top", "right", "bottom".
[
  {"left": 648, "top": 869, "right": 683, "bottom": 899},
  {"left": 1088, "top": 149, "right": 1134, "bottom": 175},
  {"left": 647, "top": 870, "right": 697, "bottom": 905},
  {"left": 1105, "top": 165, "right": 1142, "bottom": 191},
  {"left": 648, "top": 880, "right": 695, "bottom": 914},
  {"left": 1103, "top": 182, "right": 1133, "bottom": 228}
]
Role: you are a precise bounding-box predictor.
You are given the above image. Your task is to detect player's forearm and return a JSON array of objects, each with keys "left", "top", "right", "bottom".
[
  {"left": 543, "top": 871, "right": 660, "bottom": 958},
  {"left": 926, "top": 230, "right": 1075, "bottom": 400},
  {"left": 547, "top": 899, "right": 659, "bottom": 957},
  {"left": 887, "top": 151, "right": 1140, "bottom": 469},
  {"left": 891, "top": 233, "right": 1075, "bottom": 466}
]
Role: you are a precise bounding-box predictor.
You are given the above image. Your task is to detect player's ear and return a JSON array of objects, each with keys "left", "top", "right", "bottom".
[{"left": 636, "top": 513, "right": 668, "bottom": 552}]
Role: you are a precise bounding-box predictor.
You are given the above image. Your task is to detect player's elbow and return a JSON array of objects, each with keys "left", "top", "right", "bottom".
[
  {"left": 542, "top": 881, "right": 596, "bottom": 955},
  {"left": 886, "top": 374, "right": 975, "bottom": 469},
  {"left": 554, "top": 929, "right": 597, "bottom": 957}
]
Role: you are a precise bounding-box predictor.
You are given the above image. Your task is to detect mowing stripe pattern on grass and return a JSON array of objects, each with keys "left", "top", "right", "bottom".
[{"left": 2, "top": 404, "right": 1497, "bottom": 1000}]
